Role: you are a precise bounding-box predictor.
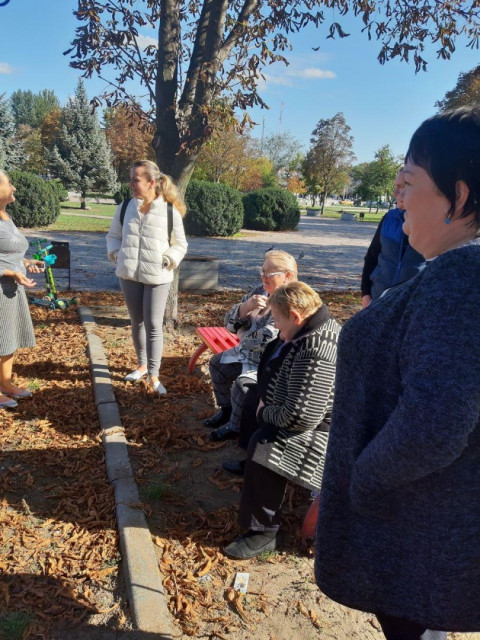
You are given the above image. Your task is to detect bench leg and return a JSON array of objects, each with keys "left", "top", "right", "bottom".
[{"left": 188, "top": 344, "right": 208, "bottom": 373}]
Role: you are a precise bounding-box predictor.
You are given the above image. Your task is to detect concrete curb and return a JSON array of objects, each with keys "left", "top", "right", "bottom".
[{"left": 79, "top": 306, "right": 173, "bottom": 638}]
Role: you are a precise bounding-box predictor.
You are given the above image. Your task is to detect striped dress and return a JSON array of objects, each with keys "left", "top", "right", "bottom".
[{"left": 0, "top": 217, "right": 36, "bottom": 355}]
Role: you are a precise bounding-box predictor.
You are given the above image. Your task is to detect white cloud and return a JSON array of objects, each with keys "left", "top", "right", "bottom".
[
  {"left": 261, "top": 73, "right": 294, "bottom": 87},
  {"left": 288, "top": 67, "right": 336, "bottom": 79},
  {"left": 0, "top": 62, "right": 13, "bottom": 74},
  {"left": 135, "top": 35, "right": 157, "bottom": 50}
]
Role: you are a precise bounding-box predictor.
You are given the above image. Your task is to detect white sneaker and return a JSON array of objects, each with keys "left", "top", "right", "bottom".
[
  {"left": 124, "top": 369, "right": 148, "bottom": 382},
  {"left": 151, "top": 379, "right": 167, "bottom": 396}
]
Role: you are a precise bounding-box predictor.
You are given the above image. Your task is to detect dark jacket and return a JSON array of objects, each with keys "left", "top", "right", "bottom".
[
  {"left": 316, "top": 240, "right": 480, "bottom": 630},
  {"left": 241, "top": 305, "right": 341, "bottom": 491},
  {"left": 361, "top": 208, "right": 425, "bottom": 299}
]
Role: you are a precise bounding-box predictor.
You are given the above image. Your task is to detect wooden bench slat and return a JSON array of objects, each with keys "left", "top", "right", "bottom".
[{"left": 188, "top": 326, "right": 240, "bottom": 372}]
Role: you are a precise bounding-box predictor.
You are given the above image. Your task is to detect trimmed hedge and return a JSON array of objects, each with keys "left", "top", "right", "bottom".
[
  {"left": 8, "top": 171, "right": 61, "bottom": 228},
  {"left": 47, "top": 179, "right": 68, "bottom": 203},
  {"left": 184, "top": 180, "right": 244, "bottom": 237},
  {"left": 113, "top": 183, "right": 132, "bottom": 204},
  {"left": 242, "top": 187, "right": 300, "bottom": 231}
]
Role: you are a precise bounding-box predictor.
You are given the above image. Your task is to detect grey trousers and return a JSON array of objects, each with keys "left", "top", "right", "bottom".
[
  {"left": 208, "top": 352, "right": 257, "bottom": 432},
  {"left": 119, "top": 278, "right": 170, "bottom": 377}
]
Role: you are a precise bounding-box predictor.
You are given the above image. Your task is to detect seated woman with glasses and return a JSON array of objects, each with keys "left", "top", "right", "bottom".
[{"left": 204, "top": 250, "right": 298, "bottom": 442}]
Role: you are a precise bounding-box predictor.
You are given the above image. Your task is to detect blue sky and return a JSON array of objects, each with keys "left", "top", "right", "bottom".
[{"left": 0, "top": 0, "right": 476, "bottom": 163}]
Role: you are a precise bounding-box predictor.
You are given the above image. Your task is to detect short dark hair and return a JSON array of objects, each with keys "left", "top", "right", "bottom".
[{"left": 405, "top": 106, "right": 480, "bottom": 229}]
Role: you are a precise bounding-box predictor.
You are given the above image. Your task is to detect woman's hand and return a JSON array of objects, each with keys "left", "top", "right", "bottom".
[
  {"left": 361, "top": 294, "right": 372, "bottom": 309},
  {"left": 248, "top": 294, "right": 268, "bottom": 313},
  {"left": 24, "top": 259, "right": 44, "bottom": 274},
  {"left": 13, "top": 271, "right": 36, "bottom": 287}
]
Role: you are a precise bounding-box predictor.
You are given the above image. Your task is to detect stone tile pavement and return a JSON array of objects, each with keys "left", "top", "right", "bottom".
[{"left": 23, "top": 216, "right": 377, "bottom": 293}]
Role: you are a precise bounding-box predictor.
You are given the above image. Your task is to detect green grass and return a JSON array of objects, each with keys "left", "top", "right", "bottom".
[
  {"left": 301, "top": 205, "right": 384, "bottom": 224},
  {"left": 0, "top": 611, "right": 34, "bottom": 640},
  {"left": 60, "top": 202, "right": 116, "bottom": 216},
  {"left": 48, "top": 215, "right": 112, "bottom": 233}
]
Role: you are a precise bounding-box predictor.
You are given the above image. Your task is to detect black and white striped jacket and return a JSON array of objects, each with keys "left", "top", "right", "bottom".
[{"left": 252, "top": 305, "right": 341, "bottom": 491}]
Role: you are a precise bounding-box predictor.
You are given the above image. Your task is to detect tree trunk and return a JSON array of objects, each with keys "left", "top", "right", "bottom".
[
  {"left": 320, "top": 193, "right": 326, "bottom": 215},
  {"left": 164, "top": 267, "right": 179, "bottom": 328}
]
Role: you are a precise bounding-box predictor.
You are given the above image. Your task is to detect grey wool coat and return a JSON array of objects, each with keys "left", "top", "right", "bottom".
[
  {"left": 315, "top": 240, "right": 480, "bottom": 631},
  {"left": 251, "top": 305, "right": 341, "bottom": 491}
]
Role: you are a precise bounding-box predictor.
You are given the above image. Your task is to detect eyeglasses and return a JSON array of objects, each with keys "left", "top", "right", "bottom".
[{"left": 259, "top": 269, "right": 285, "bottom": 278}]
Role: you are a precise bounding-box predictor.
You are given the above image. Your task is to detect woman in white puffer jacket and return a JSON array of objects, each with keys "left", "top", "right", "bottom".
[{"left": 107, "top": 160, "right": 188, "bottom": 395}]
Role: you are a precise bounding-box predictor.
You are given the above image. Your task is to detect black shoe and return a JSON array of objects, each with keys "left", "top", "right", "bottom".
[
  {"left": 203, "top": 406, "right": 232, "bottom": 429},
  {"left": 209, "top": 423, "right": 239, "bottom": 442},
  {"left": 223, "top": 532, "right": 277, "bottom": 559},
  {"left": 222, "top": 459, "right": 246, "bottom": 476}
]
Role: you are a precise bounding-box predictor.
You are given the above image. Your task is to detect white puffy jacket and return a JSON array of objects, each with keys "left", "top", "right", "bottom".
[{"left": 106, "top": 197, "right": 188, "bottom": 285}]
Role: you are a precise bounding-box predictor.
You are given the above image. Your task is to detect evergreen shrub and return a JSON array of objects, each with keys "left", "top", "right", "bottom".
[
  {"left": 8, "top": 171, "right": 60, "bottom": 227},
  {"left": 47, "top": 179, "right": 68, "bottom": 203},
  {"left": 113, "top": 183, "right": 132, "bottom": 204},
  {"left": 242, "top": 187, "right": 300, "bottom": 231},
  {"left": 184, "top": 180, "right": 244, "bottom": 237}
]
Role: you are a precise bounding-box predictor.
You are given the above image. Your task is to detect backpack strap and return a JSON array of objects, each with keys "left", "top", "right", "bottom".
[
  {"left": 120, "top": 198, "right": 132, "bottom": 226},
  {"left": 167, "top": 202, "right": 173, "bottom": 246}
]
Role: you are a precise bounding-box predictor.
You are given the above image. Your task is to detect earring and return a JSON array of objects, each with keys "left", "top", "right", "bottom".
[{"left": 445, "top": 217, "right": 451, "bottom": 224}]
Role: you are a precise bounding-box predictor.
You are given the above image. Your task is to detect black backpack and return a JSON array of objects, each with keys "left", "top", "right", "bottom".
[{"left": 119, "top": 198, "right": 173, "bottom": 245}]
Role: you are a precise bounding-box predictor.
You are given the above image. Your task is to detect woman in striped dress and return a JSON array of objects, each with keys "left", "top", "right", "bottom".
[{"left": 0, "top": 171, "right": 43, "bottom": 409}]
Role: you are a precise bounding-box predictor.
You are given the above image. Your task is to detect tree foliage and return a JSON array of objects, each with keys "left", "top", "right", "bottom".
[
  {"left": 302, "top": 112, "right": 355, "bottom": 214},
  {"left": 10, "top": 89, "right": 60, "bottom": 129},
  {"left": 436, "top": 64, "right": 480, "bottom": 112},
  {"left": 66, "top": 0, "right": 480, "bottom": 191},
  {"left": 192, "top": 128, "right": 274, "bottom": 191},
  {"left": 104, "top": 105, "right": 155, "bottom": 182},
  {"left": 350, "top": 146, "right": 402, "bottom": 210},
  {"left": 0, "top": 94, "right": 24, "bottom": 171},
  {"left": 49, "top": 80, "right": 117, "bottom": 209}
]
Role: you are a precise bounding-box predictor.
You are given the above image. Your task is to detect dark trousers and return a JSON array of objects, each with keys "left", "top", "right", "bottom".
[
  {"left": 238, "top": 429, "right": 288, "bottom": 532},
  {"left": 376, "top": 613, "right": 447, "bottom": 640}
]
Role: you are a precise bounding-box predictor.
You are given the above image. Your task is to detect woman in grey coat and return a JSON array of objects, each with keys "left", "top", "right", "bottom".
[{"left": 315, "top": 107, "right": 480, "bottom": 639}]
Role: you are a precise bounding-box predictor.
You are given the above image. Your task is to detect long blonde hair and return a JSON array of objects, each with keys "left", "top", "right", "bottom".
[{"left": 132, "top": 160, "right": 186, "bottom": 216}]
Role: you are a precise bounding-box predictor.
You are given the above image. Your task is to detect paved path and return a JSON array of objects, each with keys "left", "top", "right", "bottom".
[{"left": 23, "top": 216, "right": 377, "bottom": 293}]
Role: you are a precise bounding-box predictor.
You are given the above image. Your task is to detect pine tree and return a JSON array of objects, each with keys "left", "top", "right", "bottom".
[
  {"left": 49, "top": 80, "right": 117, "bottom": 208},
  {"left": 0, "top": 93, "right": 25, "bottom": 171}
]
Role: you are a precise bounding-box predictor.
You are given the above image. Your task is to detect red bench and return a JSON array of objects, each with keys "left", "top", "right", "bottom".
[{"left": 188, "top": 326, "right": 240, "bottom": 373}]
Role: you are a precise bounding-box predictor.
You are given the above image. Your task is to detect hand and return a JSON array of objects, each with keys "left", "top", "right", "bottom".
[
  {"left": 25, "top": 259, "right": 45, "bottom": 274},
  {"left": 162, "top": 256, "right": 174, "bottom": 270},
  {"left": 256, "top": 398, "right": 265, "bottom": 417},
  {"left": 14, "top": 271, "right": 36, "bottom": 288},
  {"left": 248, "top": 294, "right": 268, "bottom": 313},
  {"left": 361, "top": 294, "right": 372, "bottom": 309}
]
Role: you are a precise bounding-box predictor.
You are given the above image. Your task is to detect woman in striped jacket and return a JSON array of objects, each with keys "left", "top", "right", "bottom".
[{"left": 223, "top": 281, "right": 341, "bottom": 559}]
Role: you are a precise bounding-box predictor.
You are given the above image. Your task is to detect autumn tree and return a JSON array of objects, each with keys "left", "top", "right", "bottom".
[
  {"left": 104, "top": 105, "right": 155, "bottom": 182},
  {"left": 436, "top": 64, "right": 480, "bottom": 112},
  {"left": 67, "top": 0, "right": 480, "bottom": 193},
  {"left": 49, "top": 80, "right": 117, "bottom": 208},
  {"left": 302, "top": 113, "right": 355, "bottom": 214},
  {"left": 193, "top": 128, "right": 272, "bottom": 190}
]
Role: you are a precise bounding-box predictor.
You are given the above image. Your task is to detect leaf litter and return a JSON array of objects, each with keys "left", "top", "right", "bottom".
[{"left": 2, "top": 288, "right": 407, "bottom": 640}]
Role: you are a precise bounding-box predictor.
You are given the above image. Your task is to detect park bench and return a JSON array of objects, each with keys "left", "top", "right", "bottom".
[{"left": 188, "top": 326, "right": 240, "bottom": 373}]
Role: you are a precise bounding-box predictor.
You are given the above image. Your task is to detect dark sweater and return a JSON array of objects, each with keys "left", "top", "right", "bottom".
[{"left": 316, "top": 240, "right": 480, "bottom": 630}]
